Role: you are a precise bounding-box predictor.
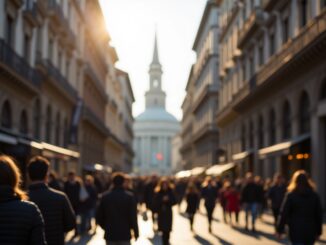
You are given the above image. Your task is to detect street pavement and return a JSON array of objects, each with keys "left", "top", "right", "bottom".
[{"left": 66, "top": 203, "right": 326, "bottom": 245}]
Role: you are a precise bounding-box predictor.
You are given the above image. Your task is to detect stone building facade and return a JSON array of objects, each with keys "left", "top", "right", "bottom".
[
  {"left": 181, "top": 0, "right": 220, "bottom": 169},
  {"left": 216, "top": 0, "right": 326, "bottom": 207},
  {"left": 0, "top": 0, "right": 134, "bottom": 176}
]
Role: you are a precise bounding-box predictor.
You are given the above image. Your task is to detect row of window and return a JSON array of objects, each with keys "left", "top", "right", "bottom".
[
  {"left": 240, "top": 84, "right": 326, "bottom": 151},
  {"left": 0, "top": 99, "right": 70, "bottom": 147}
]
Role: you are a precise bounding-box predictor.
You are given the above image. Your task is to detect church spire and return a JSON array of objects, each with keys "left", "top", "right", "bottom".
[{"left": 151, "top": 31, "right": 160, "bottom": 65}]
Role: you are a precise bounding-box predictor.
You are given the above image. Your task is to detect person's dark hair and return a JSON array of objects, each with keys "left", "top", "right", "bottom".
[
  {"left": 0, "top": 155, "right": 26, "bottom": 200},
  {"left": 112, "top": 172, "right": 125, "bottom": 187},
  {"left": 68, "top": 171, "right": 75, "bottom": 177},
  {"left": 27, "top": 156, "right": 50, "bottom": 181}
]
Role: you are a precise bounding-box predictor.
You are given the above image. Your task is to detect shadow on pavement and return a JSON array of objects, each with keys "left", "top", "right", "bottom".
[
  {"left": 211, "top": 233, "right": 233, "bottom": 245},
  {"left": 194, "top": 234, "right": 213, "bottom": 245}
]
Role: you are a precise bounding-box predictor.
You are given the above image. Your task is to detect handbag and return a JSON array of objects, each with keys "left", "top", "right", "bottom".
[{"left": 79, "top": 185, "right": 89, "bottom": 202}]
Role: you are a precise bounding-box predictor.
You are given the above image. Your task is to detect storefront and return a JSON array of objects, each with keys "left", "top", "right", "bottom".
[
  {"left": 0, "top": 130, "right": 79, "bottom": 181},
  {"left": 258, "top": 134, "right": 311, "bottom": 180},
  {"left": 232, "top": 150, "right": 254, "bottom": 177}
]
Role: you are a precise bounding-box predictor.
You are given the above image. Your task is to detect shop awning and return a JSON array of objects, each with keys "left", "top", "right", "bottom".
[
  {"left": 191, "top": 166, "right": 206, "bottom": 176},
  {"left": 175, "top": 170, "right": 191, "bottom": 179},
  {"left": 258, "top": 133, "right": 310, "bottom": 158},
  {"left": 83, "top": 163, "right": 112, "bottom": 173},
  {"left": 205, "top": 162, "right": 235, "bottom": 176},
  {"left": 0, "top": 132, "right": 17, "bottom": 145},
  {"left": 232, "top": 149, "right": 253, "bottom": 161}
]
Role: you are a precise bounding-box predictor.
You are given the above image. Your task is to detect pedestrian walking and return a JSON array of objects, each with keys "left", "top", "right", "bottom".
[
  {"left": 267, "top": 173, "right": 287, "bottom": 229},
  {"left": 153, "top": 178, "right": 177, "bottom": 245},
  {"left": 27, "top": 156, "right": 76, "bottom": 245},
  {"left": 241, "top": 172, "right": 263, "bottom": 232},
  {"left": 96, "top": 172, "right": 139, "bottom": 245},
  {"left": 201, "top": 177, "right": 218, "bottom": 233},
  {"left": 185, "top": 183, "right": 200, "bottom": 232},
  {"left": 48, "top": 171, "right": 63, "bottom": 191},
  {"left": 219, "top": 181, "right": 228, "bottom": 223},
  {"left": 277, "top": 170, "right": 323, "bottom": 245},
  {"left": 224, "top": 181, "right": 240, "bottom": 225},
  {"left": 80, "top": 175, "right": 98, "bottom": 235},
  {"left": 144, "top": 175, "right": 159, "bottom": 230},
  {"left": 0, "top": 155, "right": 46, "bottom": 244},
  {"left": 64, "top": 171, "right": 81, "bottom": 237}
]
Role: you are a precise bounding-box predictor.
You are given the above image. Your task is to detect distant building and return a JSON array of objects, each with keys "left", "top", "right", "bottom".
[
  {"left": 180, "top": 0, "right": 220, "bottom": 170},
  {"left": 133, "top": 33, "right": 180, "bottom": 176},
  {"left": 216, "top": 0, "right": 326, "bottom": 208}
]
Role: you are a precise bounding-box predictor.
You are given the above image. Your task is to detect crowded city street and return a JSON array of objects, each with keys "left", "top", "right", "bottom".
[
  {"left": 66, "top": 204, "right": 326, "bottom": 245},
  {"left": 1, "top": 0, "right": 326, "bottom": 244}
]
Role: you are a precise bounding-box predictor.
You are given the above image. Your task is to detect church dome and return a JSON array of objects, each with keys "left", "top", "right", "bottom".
[{"left": 136, "top": 107, "right": 178, "bottom": 122}]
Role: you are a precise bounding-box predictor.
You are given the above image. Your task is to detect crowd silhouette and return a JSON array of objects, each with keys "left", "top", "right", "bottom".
[{"left": 0, "top": 154, "right": 323, "bottom": 245}]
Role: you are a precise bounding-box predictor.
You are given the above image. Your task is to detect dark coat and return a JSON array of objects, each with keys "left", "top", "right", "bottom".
[
  {"left": 96, "top": 187, "right": 139, "bottom": 242},
  {"left": 154, "top": 189, "right": 177, "bottom": 232},
  {"left": 144, "top": 181, "right": 157, "bottom": 211},
  {"left": 28, "top": 183, "right": 76, "bottom": 245},
  {"left": 277, "top": 190, "right": 323, "bottom": 244},
  {"left": 80, "top": 184, "right": 98, "bottom": 213},
  {"left": 201, "top": 185, "right": 218, "bottom": 208},
  {"left": 64, "top": 180, "right": 81, "bottom": 213},
  {"left": 186, "top": 192, "right": 200, "bottom": 214},
  {"left": 0, "top": 186, "right": 47, "bottom": 245},
  {"left": 48, "top": 179, "right": 63, "bottom": 191},
  {"left": 268, "top": 184, "right": 287, "bottom": 209},
  {"left": 241, "top": 182, "right": 263, "bottom": 204}
]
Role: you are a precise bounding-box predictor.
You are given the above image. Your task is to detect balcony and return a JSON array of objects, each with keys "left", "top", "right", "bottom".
[
  {"left": 37, "top": 59, "right": 78, "bottom": 102},
  {"left": 84, "top": 64, "right": 108, "bottom": 102},
  {"left": 0, "top": 39, "right": 41, "bottom": 89},
  {"left": 192, "top": 84, "right": 218, "bottom": 113},
  {"left": 262, "top": 0, "right": 278, "bottom": 11},
  {"left": 238, "top": 8, "right": 265, "bottom": 48},
  {"left": 47, "top": 0, "right": 65, "bottom": 26},
  {"left": 192, "top": 122, "right": 218, "bottom": 144},
  {"left": 82, "top": 106, "right": 110, "bottom": 137},
  {"left": 216, "top": 82, "right": 250, "bottom": 127},
  {"left": 23, "top": 0, "right": 39, "bottom": 26},
  {"left": 256, "top": 9, "right": 326, "bottom": 88}
]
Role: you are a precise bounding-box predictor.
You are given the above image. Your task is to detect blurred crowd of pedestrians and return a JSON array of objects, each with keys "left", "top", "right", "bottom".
[{"left": 0, "top": 154, "right": 323, "bottom": 245}]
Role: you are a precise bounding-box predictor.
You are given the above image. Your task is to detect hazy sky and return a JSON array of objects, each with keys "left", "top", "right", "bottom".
[{"left": 100, "top": 0, "right": 207, "bottom": 120}]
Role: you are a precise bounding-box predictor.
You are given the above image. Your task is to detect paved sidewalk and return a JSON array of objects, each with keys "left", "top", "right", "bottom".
[{"left": 66, "top": 204, "right": 326, "bottom": 245}]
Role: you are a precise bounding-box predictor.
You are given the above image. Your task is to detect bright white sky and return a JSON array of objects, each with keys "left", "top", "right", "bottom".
[{"left": 99, "top": 0, "right": 207, "bottom": 120}]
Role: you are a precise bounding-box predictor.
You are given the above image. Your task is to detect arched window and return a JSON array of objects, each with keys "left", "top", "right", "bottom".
[
  {"left": 45, "top": 105, "right": 52, "bottom": 143},
  {"left": 1, "top": 100, "right": 12, "bottom": 129},
  {"left": 269, "top": 109, "right": 276, "bottom": 145},
  {"left": 249, "top": 121, "right": 254, "bottom": 148},
  {"left": 258, "top": 115, "right": 264, "bottom": 148},
  {"left": 63, "top": 118, "right": 69, "bottom": 147},
  {"left": 241, "top": 125, "right": 246, "bottom": 151},
  {"left": 33, "top": 99, "right": 41, "bottom": 140},
  {"left": 320, "top": 79, "right": 326, "bottom": 101},
  {"left": 282, "top": 100, "right": 292, "bottom": 140},
  {"left": 55, "top": 112, "right": 61, "bottom": 145},
  {"left": 299, "top": 91, "right": 310, "bottom": 134},
  {"left": 19, "top": 110, "right": 28, "bottom": 135}
]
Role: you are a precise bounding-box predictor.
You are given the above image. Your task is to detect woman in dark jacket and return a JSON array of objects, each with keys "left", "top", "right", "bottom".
[
  {"left": 0, "top": 155, "right": 46, "bottom": 244},
  {"left": 277, "top": 170, "right": 323, "bottom": 245},
  {"left": 201, "top": 177, "right": 218, "bottom": 233},
  {"left": 185, "top": 183, "right": 200, "bottom": 231},
  {"left": 154, "top": 178, "right": 177, "bottom": 245}
]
